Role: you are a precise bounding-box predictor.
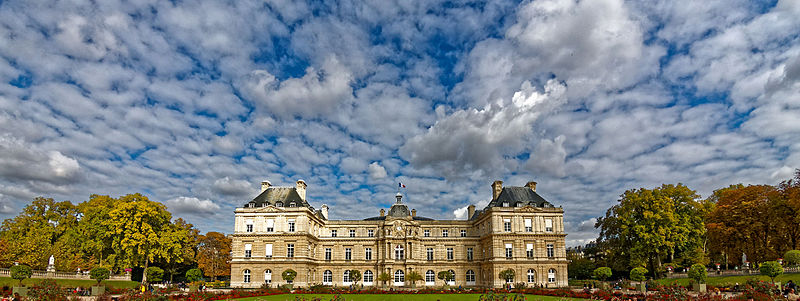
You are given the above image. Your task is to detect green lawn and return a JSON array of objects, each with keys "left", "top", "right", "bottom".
[
  {"left": 654, "top": 273, "right": 800, "bottom": 287},
  {"left": 234, "top": 294, "right": 586, "bottom": 301},
  {"left": 0, "top": 276, "right": 140, "bottom": 289}
]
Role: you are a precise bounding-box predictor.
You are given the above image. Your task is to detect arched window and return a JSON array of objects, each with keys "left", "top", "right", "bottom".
[
  {"left": 363, "top": 270, "right": 374, "bottom": 284},
  {"left": 394, "top": 269, "right": 405, "bottom": 284},
  {"left": 323, "top": 270, "right": 332, "bottom": 285},
  {"left": 447, "top": 269, "right": 455, "bottom": 285},
  {"left": 289, "top": 202, "right": 296, "bottom": 207},
  {"left": 264, "top": 269, "right": 272, "bottom": 284},
  {"left": 425, "top": 270, "right": 435, "bottom": 285},
  {"left": 466, "top": 270, "right": 476, "bottom": 284},
  {"left": 243, "top": 269, "right": 251, "bottom": 283},
  {"left": 275, "top": 202, "right": 283, "bottom": 207},
  {"left": 343, "top": 270, "right": 351, "bottom": 284},
  {"left": 527, "top": 269, "right": 535, "bottom": 283},
  {"left": 548, "top": 268, "right": 556, "bottom": 283},
  {"left": 395, "top": 244, "right": 404, "bottom": 259}
]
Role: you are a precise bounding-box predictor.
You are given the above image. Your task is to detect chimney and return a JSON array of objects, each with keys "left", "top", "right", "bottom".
[
  {"left": 296, "top": 179, "right": 307, "bottom": 201},
  {"left": 526, "top": 181, "right": 537, "bottom": 192},
  {"left": 467, "top": 205, "right": 475, "bottom": 219},
  {"left": 261, "top": 180, "right": 272, "bottom": 192},
  {"left": 491, "top": 180, "right": 503, "bottom": 200},
  {"left": 411, "top": 209, "right": 417, "bottom": 217},
  {"left": 380, "top": 209, "right": 385, "bottom": 217},
  {"left": 321, "top": 204, "right": 329, "bottom": 219}
]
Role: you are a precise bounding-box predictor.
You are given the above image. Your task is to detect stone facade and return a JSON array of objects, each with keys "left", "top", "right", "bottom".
[{"left": 230, "top": 180, "right": 568, "bottom": 288}]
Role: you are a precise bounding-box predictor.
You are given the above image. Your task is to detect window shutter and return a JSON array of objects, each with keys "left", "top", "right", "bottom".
[
  {"left": 265, "top": 244, "right": 273, "bottom": 256},
  {"left": 266, "top": 219, "right": 275, "bottom": 228},
  {"left": 545, "top": 219, "right": 553, "bottom": 228},
  {"left": 526, "top": 243, "right": 533, "bottom": 251},
  {"left": 503, "top": 218, "right": 511, "bottom": 223},
  {"left": 524, "top": 219, "right": 532, "bottom": 228},
  {"left": 505, "top": 243, "right": 512, "bottom": 249},
  {"left": 245, "top": 244, "right": 252, "bottom": 251}
]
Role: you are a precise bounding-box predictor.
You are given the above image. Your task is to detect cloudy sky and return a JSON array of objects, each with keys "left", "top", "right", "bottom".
[{"left": 1, "top": 0, "right": 798, "bottom": 246}]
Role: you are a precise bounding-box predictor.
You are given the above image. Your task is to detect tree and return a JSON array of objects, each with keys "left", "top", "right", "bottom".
[
  {"left": 196, "top": 232, "right": 231, "bottom": 281},
  {"left": 0, "top": 239, "right": 11, "bottom": 268},
  {"left": 145, "top": 266, "right": 164, "bottom": 283},
  {"left": 185, "top": 268, "right": 203, "bottom": 282},
  {"left": 282, "top": 269, "right": 297, "bottom": 283},
  {"left": 498, "top": 269, "right": 515, "bottom": 284},
  {"left": 569, "top": 258, "right": 596, "bottom": 279},
  {"left": 593, "top": 267, "right": 612, "bottom": 281},
  {"left": 760, "top": 261, "right": 783, "bottom": 284},
  {"left": 785, "top": 250, "right": 800, "bottom": 267},
  {"left": 438, "top": 270, "right": 454, "bottom": 286},
  {"left": 687, "top": 264, "right": 707, "bottom": 284},
  {"left": 348, "top": 270, "right": 361, "bottom": 285},
  {"left": 596, "top": 184, "right": 706, "bottom": 278},
  {"left": 10, "top": 265, "right": 32, "bottom": 286},
  {"left": 629, "top": 267, "right": 647, "bottom": 282},
  {"left": 406, "top": 271, "right": 422, "bottom": 287},
  {"left": 76, "top": 195, "right": 120, "bottom": 270},
  {"left": 158, "top": 218, "right": 198, "bottom": 283},
  {"left": 90, "top": 267, "right": 110, "bottom": 285},
  {"left": 707, "top": 185, "right": 780, "bottom": 264},
  {"left": 377, "top": 272, "right": 391, "bottom": 286},
  {"left": 105, "top": 194, "right": 174, "bottom": 283}
]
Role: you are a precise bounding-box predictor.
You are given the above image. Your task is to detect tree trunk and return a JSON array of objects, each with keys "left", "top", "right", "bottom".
[{"left": 142, "top": 260, "right": 149, "bottom": 284}]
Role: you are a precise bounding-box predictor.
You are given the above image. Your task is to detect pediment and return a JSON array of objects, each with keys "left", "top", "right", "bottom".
[
  {"left": 517, "top": 205, "right": 542, "bottom": 213},
  {"left": 254, "top": 206, "right": 285, "bottom": 213}
]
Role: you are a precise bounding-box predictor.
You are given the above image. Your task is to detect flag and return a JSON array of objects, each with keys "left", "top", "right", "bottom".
[{"left": 399, "top": 183, "right": 406, "bottom": 188}]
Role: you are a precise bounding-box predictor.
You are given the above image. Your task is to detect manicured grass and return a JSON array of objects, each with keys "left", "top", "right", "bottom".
[
  {"left": 654, "top": 273, "right": 800, "bottom": 287},
  {"left": 234, "top": 294, "right": 587, "bottom": 301},
  {"left": 0, "top": 276, "right": 140, "bottom": 289}
]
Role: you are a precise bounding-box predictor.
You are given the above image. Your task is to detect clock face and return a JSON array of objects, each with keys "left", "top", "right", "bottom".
[{"left": 396, "top": 225, "right": 403, "bottom": 231}]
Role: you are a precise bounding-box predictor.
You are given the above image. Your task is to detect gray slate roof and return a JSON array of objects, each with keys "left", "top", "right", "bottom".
[
  {"left": 469, "top": 186, "right": 554, "bottom": 220},
  {"left": 244, "top": 187, "right": 312, "bottom": 208}
]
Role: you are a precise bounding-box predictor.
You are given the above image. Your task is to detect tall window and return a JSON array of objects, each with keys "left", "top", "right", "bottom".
[
  {"left": 264, "top": 269, "right": 272, "bottom": 284},
  {"left": 466, "top": 270, "right": 475, "bottom": 284},
  {"left": 524, "top": 218, "right": 532, "bottom": 232},
  {"left": 426, "top": 248, "right": 434, "bottom": 261},
  {"left": 345, "top": 248, "right": 352, "bottom": 260},
  {"left": 447, "top": 269, "right": 455, "bottom": 284},
  {"left": 325, "top": 248, "right": 332, "bottom": 261},
  {"left": 343, "top": 270, "right": 351, "bottom": 283},
  {"left": 467, "top": 247, "right": 473, "bottom": 261},
  {"left": 246, "top": 224, "right": 253, "bottom": 232},
  {"left": 503, "top": 219, "right": 511, "bottom": 232},
  {"left": 395, "top": 244, "right": 404, "bottom": 260},
  {"left": 424, "top": 230, "right": 430, "bottom": 237},
  {"left": 265, "top": 244, "right": 273, "bottom": 258},
  {"left": 363, "top": 270, "right": 373, "bottom": 283},
  {"left": 323, "top": 270, "right": 332, "bottom": 285},
  {"left": 442, "top": 229, "right": 448, "bottom": 237},
  {"left": 425, "top": 270, "right": 435, "bottom": 284},
  {"left": 287, "top": 244, "right": 294, "bottom": 258},
  {"left": 266, "top": 219, "right": 274, "bottom": 232},
  {"left": 288, "top": 219, "right": 295, "bottom": 232},
  {"left": 331, "top": 230, "right": 337, "bottom": 237},
  {"left": 527, "top": 243, "right": 534, "bottom": 258},
  {"left": 505, "top": 243, "right": 513, "bottom": 259},
  {"left": 527, "top": 269, "right": 536, "bottom": 283},
  {"left": 546, "top": 244, "right": 554, "bottom": 258},
  {"left": 545, "top": 219, "right": 553, "bottom": 232},
  {"left": 394, "top": 270, "right": 404, "bottom": 283},
  {"left": 460, "top": 230, "right": 467, "bottom": 237},
  {"left": 368, "top": 229, "right": 374, "bottom": 237},
  {"left": 365, "top": 247, "right": 372, "bottom": 260},
  {"left": 244, "top": 244, "right": 252, "bottom": 258},
  {"left": 548, "top": 269, "right": 556, "bottom": 283},
  {"left": 243, "top": 269, "right": 251, "bottom": 283},
  {"left": 446, "top": 247, "right": 454, "bottom": 260},
  {"left": 349, "top": 229, "right": 356, "bottom": 237}
]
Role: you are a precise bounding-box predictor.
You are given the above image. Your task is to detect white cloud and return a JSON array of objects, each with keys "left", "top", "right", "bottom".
[
  {"left": 368, "top": 162, "right": 387, "bottom": 180},
  {"left": 453, "top": 205, "right": 469, "bottom": 219},
  {"left": 164, "top": 196, "right": 221, "bottom": 216},
  {"left": 212, "top": 177, "right": 254, "bottom": 197},
  {"left": 0, "top": 134, "right": 81, "bottom": 184}
]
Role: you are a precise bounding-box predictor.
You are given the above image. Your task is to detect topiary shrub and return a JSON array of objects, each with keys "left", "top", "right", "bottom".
[
  {"left": 760, "top": 261, "right": 783, "bottom": 284},
  {"left": 498, "top": 269, "right": 515, "bottom": 284},
  {"left": 593, "top": 267, "right": 612, "bottom": 281},
  {"left": 145, "top": 266, "right": 164, "bottom": 283},
  {"left": 630, "top": 267, "right": 647, "bottom": 282},
  {"left": 688, "top": 264, "right": 707, "bottom": 284},
  {"left": 90, "top": 267, "right": 110, "bottom": 285},
  {"left": 185, "top": 268, "right": 203, "bottom": 283},
  {"left": 282, "top": 269, "right": 297, "bottom": 283},
  {"left": 10, "top": 265, "right": 32, "bottom": 286},
  {"left": 784, "top": 250, "right": 800, "bottom": 267}
]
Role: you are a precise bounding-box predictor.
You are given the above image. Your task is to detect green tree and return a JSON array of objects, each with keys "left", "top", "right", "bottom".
[
  {"left": 348, "top": 270, "right": 361, "bottom": 285},
  {"left": 145, "top": 266, "right": 164, "bottom": 283},
  {"left": 593, "top": 267, "right": 612, "bottom": 281},
  {"left": 76, "top": 195, "right": 119, "bottom": 270},
  {"left": 105, "top": 194, "right": 174, "bottom": 283},
  {"left": 687, "top": 264, "right": 707, "bottom": 284},
  {"left": 196, "top": 232, "right": 231, "bottom": 281},
  {"left": 785, "top": 250, "right": 800, "bottom": 266},
  {"left": 377, "top": 272, "right": 391, "bottom": 286},
  {"left": 10, "top": 265, "right": 32, "bottom": 286},
  {"left": 498, "top": 269, "right": 515, "bottom": 284},
  {"left": 569, "top": 258, "right": 596, "bottom": 279},
  {"left": 90, "top": 267, "right": 110, "bottom": 285},
  {"left": 438, "top": 270, "right": 454, "bottom": 286},
  {"left": 596, "top": 184, "right": 706, "bottom": 278},
  {"left": 282, "top": 269, "right": 297, "bottom": 283},
  {"left": 629, "top": 267, "right": 647, "bottom": 282},
  {"left": 158, "top": 218, "right": 198, "bottom": 283},
  {"left": 759, "top": 261, "right": 783, "bottom": 284},
  {"left": 406, "top": 270, "right": 422, "bottom": 287},
  {"left": 185, "top": 268, "right": 203, "bottom": 282}
]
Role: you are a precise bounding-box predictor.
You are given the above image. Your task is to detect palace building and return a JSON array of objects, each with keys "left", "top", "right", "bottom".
[{"left": 230, "top": 180, "right": 568, "bottom": 288}]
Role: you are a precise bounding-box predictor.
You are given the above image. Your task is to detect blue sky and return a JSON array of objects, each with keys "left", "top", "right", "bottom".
[{"left": 0, "top": 0, "right": 798, "bottom": 246}]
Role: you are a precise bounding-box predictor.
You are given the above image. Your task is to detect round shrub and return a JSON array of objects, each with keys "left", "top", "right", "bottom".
[
  {"left": 629, "top": 267, "right": 648, "bottom": 282},
  {"left": 688, "top": 264, "right": 707, "bottom": 284},
  {"left": 593, "top": 267, "right": 612, "bottom": 281}
]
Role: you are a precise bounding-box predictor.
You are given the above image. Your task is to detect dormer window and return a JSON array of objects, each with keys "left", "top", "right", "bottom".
[
  {"left": 248, "top": 203, "right": 255, "bottom": 208},
  {"left": 502, "top": 202, "right": 509, "bottom": 207},
  {"left": 289, "top": 202, "right": 296, "bottom": 207},
  {"left": 516, "top": 202, "right": 523, "bottom": 207},
  {"left": 276, "top": 202, "right": 283, "bottom": 207}
]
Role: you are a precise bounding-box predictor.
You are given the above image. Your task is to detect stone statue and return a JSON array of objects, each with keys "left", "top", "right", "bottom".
[
  {"left": 48, "top": 255, "right": 54, "bottom": 266},
  {"left": 47, "top": 255, "right": 56, "bottom": 273}
]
